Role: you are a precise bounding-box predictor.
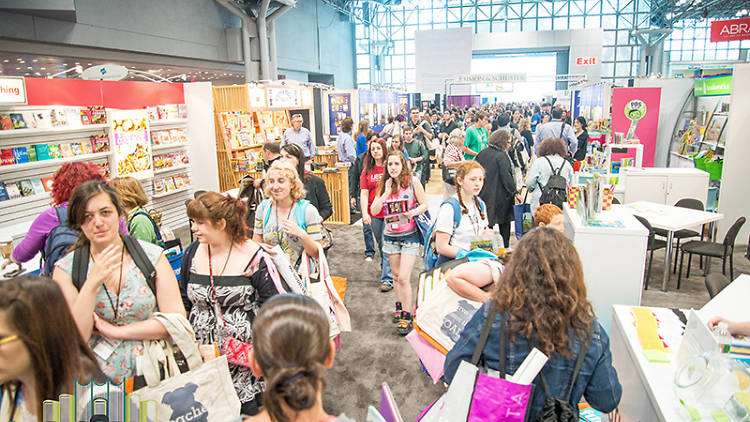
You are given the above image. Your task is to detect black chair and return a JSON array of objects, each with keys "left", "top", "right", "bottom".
[
  {"left": 678, "top": 217, "right": 746, "bottom": 288},
  {"left": 705, "top": 273, "right": 731, "bottom": 299},
  {"left": 634, "top": 215, "right": 668, "bottom": 290},
  {"left": 653, "top": 198, "right": 704, "bottom": 274}
]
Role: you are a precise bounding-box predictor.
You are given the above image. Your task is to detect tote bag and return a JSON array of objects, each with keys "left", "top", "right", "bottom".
[
  {"left": 414, "top": 281, "right": 483, "bottom": 355},
  {"left": 417, "top": 302, "right": 533, "bottom": 422},
  {"left": 514, "top": 191, "right": 533, "bottom": 239},
  {"left": 299, "top": 243, "right": 352, "bottom": 339},
  {"left": 134, "top": 313, "right": 241, "bottom": 422}
]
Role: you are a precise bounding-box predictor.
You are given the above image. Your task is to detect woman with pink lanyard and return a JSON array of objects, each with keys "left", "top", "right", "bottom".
[{"left": 370, "top": 151, "right": 428, "bottom": 335}]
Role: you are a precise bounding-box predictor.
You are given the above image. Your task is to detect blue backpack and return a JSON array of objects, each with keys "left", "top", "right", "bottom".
[
  {"left": 422, "top": 197, "right": 487, "bottom": 270},
  {"left": 257, "top": 198, "right": 311, "bottom": 232},
  {"left": 42, "top": 207, "right": 79, "bottom": 275}
]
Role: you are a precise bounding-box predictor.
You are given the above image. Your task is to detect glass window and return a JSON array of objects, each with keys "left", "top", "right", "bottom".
[
  {"left": 602, "top": 62, "right": 615, "bottom": 78},
  {"left": 477, "top": 20, "right": 491, "bottom": 33},
  {"left": 616, "top": 46, "right": 632, "bottom": 61},
  {"left": 615, "top": 62, "right": 631, "bottom": 77},
  {"left": 585, "top": 15, "right": 601, "bottom": 27},
  {"left": 538, "top": 17, "right": 552, "bottom": 30},
  {"left": 357, "top": 54, "right": 370, "bottom": 69},
  {"left": 538, "top": 3, "right": 551, "bottom": 17},
  {"left": 394, "top": 40, "right": 405, "bottom": 55},
  {"left": 553, "top": 16, "right": 569, "bottom": 30},
  {"left": 405, "top": 54, "right": 416, "bottom": 68},
  {"left": 602, "top": 46, "right": 616, "bottom": 61},
  {"left": 507, "top": 19, "right": 521, "bottom": 32},
  {"left": 603, "top": 30, "right": 616, "bottom": 45},
  {"left": 357, "top": 69, "right": 370, "bottom": 84},
  {"left": 569, "top": 16, "right": 584, "bottom": 29}
]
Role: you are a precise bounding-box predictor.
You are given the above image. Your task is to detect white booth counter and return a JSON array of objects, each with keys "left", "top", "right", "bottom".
[
  {"left": 564, "top": 205, "right": 648, "bottom": 332},
  {"left": 620, "top": 167, "right": 709, "bottom": 206},
  {"left": 610, "top": 275, "right": 750, "bottom": 422}
]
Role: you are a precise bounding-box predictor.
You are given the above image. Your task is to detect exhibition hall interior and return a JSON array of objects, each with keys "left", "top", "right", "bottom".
[{"left": 1, "top": 0, "right": 750, "bottom": 421}]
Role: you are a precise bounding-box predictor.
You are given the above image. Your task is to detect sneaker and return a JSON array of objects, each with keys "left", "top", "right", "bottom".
[
  {"left": 393, "top": 302, "right": 402, "bottom": 324},
  {"left": 397, "top": 312, "right": 413, "bottom": 336},
  {"left": 364, "top": 256, "right": 373, "bottom": 262},
  {"left": 380, "top": 283, "right": 393, "bottom": 292}
]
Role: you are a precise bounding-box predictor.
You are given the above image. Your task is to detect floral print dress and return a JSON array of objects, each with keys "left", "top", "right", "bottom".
[{"left": 56, "top": 239, "right": 163, "bottom": 384}]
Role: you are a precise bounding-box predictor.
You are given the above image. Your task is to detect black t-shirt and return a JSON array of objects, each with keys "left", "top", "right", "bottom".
[{"left": 439, "top": 120, "right": 459, "bottom": 135}]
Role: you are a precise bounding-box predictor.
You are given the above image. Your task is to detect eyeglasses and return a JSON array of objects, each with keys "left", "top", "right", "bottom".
[{"left": 0, "top": 335, "right": 18, "bottom": 346}]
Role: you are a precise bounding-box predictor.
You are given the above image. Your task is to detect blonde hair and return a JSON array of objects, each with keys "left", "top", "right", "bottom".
[
  {"left": 264, "top": 160, "right": 306, "bottom": 202},
  {"left": 448, "top": 128, "right": 465, "bottom": 146},
  {"left": 519, "top": 118, "right": 531, "bottom": 132},
  {"left": 111, "top": 176, "right": 147, "bottom": 209}
]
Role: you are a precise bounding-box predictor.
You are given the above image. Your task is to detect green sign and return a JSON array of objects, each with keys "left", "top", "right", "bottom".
[{"left": 695, "top": 75, "right": 733, "bottom": 97}]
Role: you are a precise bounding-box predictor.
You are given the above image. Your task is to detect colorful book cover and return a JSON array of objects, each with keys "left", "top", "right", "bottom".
[
  {"left": 47, "top": 144, "right": 61, "bottom": 159},
  {"left": 81, "top": 140, "right": 93, "bottom": 155},
  {"left": 27, "top": 146, "right": 37, "bottom": 162},
  {"left": 70, "top": 143, "right": 83, "bottom": 156},
  {"left": 173, "top": 175, "right": 186, "bottom": 189},
  {"left": 96, "top": 162, "right": 110, "bottom": 179},
  {"left": 34, "top": 144, "right": 50, "bottom": 160},
  {"left": 12, "top": 147, "right": 29, "bottom": 164},
  {"left": 164, "top": 177, "right": 177, "bottom": 191},
  {"left": 17, "top": 179, "right": 33, "bottom": 197},
  {"left": 6, "top": 182, "right": 21, "bottom": 199},
  {"left": 92, "top": 135, "right": 110, "bottom": 152},
  {"left": 41, "top": 177, "right": 54, "bottom": 192},
  {"left": 30, "top": 178, "right": 45, "bottom": 195},
  {"left": 0, "top": 114, "right": 12, "bottom": 130},
  {"left": 9, "top": 113, "right": 27, "bottom": 129},
  {"left": 33, "top": 111, "right": 51, "bottom": 128},
  {"left": 80, "top": 108, "right": 92, "bottom": 125},
  {"left": 89, "top": 106, "right": 106, "bottom": 124},
  {"left": 0, "top": 182, "right": 8, "bottom": 201},
  {"left": 153, "top": 179, "right": 166, "bottom": 195},
  {"left": 50, "top": 109, "right": 67, "bottom": 127},
  {"left": 1, "top": 148, "right": 14, "bottom": 165},
  {"left": 177, "top": 104, "right": 188, "bottom": 119},
  {"left": 59, "top": 143, "right": 74, "bottom": 158},
  {"left": 157, "top": 106, "right": 169, "bottom": 120}
]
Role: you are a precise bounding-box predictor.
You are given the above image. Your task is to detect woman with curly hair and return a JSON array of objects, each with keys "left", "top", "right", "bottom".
[
  {"left": 370, "top": 151, "right": 428, "bottom": 335},
  {"left": 444, "top": 228, "right": 621, "bottom": 420},
  {"left": 252, "top": 160, "right": 323, "bottom": 266},
  {"left": 3, "top": 162, "right": 127, "bottom": 275}
]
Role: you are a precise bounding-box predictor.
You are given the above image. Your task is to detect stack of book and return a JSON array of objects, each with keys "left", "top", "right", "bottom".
[
  {"left": 0, "top": 106, "right": 107, "bottom": 131},
  {"left": 0, "top": 134, "right": 108, "bottom": 166},
  {"left": 0, "top": 176, "right": 53, "bottom": 201}
]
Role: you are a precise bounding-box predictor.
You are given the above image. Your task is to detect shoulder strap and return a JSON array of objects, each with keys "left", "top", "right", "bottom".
[
  {"left": 55, "top": 206, "right": 67, "bottom": 225},
  {"left": 446, "top": 198, "right": 462, "bottom": 228},
  {"left": 72, "top": 243, "right": 90, "bottom": 290},
  {"left": 180, "top": 241, "right": 199, "bottom": 288},
  {"left": 544, "top": 156, "right": 555, "bottom": 174},
  {"left": 129, "top": 210, "right": 163, "bottom": 241},
  {"left": 294, "top": 199, "right": 311, "bottom": 231},
  {"left": 260, "top": 198, "right": 273, "bottom": 228},
  {"left": 559, "top": 122, "right": 566, "bottom": 139},
  {"left": 471, "top": 301, "right": 498, "bottom": 366},
  {"left": 565, "top": 323, "right": 594, "bottom": 401},
  {"left": 122, "top": 236, "right": 157, "bottom": 296}
]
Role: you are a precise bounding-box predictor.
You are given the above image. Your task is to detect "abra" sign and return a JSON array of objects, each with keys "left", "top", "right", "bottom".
[
  {"left": 576, "top": 57, "right": 598, "bottom": 65},
  {"left": 0, "top": 76, "right": 27, "bottom": 105},
  {"left": 711, "top": 18, "right": 750, "bottom": 43}
]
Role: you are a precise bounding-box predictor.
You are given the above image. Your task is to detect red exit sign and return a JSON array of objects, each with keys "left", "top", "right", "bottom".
[
  {"left": 711, "top": 18, "right": 750, "bottom": 42},
  {"left": 576, "top": 57, "right": 597, "bottom": 65}
]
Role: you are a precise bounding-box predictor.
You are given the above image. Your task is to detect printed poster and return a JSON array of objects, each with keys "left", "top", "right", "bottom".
[
  {"left": 328, "top": 93, "right": 351, "bottom": 136},
  {"left": 266, "top": 87, "right": 300, "bottom": 108},
  {"left": 110, "top": 110, "right": 153, "bottom": 179},
  {"left": 611, "top": 87, "right": 661, "bottom": 168}
]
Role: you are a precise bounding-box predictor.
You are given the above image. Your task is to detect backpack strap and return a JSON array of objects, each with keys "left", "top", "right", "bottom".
[
  {"left": 72, "top": 243, "right": 90, "bottom": 290},
  {"left": 42, "top": 207, "right": 68, "bottom": 262},
  {"left": 260, "top": 198, "right": 273, "bottom": 228},
  {"left": 129, "top": 210, "right": 163, "bottom": 242},
  {"left": 294, "top": 199, "right": 310, "bottom": 231},
  {"left": 471, "top": 301, "right": 498, "bottom": 367},
  {"left": 122, "top": 236, "right": 157, "bottom": 296}
]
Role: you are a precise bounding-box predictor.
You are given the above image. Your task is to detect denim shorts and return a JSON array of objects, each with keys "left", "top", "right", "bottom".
[{"left": 383, "top": 232, "right": 422, "bottom": 256}]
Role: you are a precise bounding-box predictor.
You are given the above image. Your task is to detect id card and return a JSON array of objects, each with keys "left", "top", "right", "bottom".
[{"left": 93, "top": 337, "right": 121, "bottom": 360}]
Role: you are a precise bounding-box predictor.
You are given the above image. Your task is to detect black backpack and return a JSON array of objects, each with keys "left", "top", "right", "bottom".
[
  {"left": 42, "top": 207, "right": 79, "bottom": 275},
  {"left": 71, "top": 236, "right": 157, "bottom": 295},
  {"left": 536, "top": 324, "right": 594, "bottom": 422},
  {"left": 538, "top": 156, "right": 568, "bottom": 209}
]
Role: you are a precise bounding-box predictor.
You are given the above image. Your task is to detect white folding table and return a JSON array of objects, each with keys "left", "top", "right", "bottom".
[{"left": 618, "top": 202, "right": 724, "bottom": 291}]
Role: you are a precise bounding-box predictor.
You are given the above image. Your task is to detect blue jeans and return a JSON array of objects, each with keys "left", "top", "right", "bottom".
[
  {"left": 358, "top": 197, "right": 376, "bottom": 257},
  {"left": 371, "top": 217, "right": 393, "bottom": 285}
]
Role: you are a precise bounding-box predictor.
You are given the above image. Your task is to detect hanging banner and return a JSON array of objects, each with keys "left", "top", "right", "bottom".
[
  {"left": 710, "top": 18, "right": 750, "bottom": 43},
  {"left": 694, "top": 74, "right": 733, "bottom": 97},
  {"left": 328, "top": 93, "right": 351, "bottom": 136},
  {"left": 266, "top": 87, "right": 300, "bottom": 108},
  {"left": 111, "top": 110, "right": 153, "bottom": 179},
  {"left": 611, "top": 87, "right": 661, "bottom": 167}
]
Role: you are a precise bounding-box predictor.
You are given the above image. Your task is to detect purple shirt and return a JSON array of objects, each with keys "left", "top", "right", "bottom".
[{"left": 12, "top": 202, "right": 130, "bottom": 263}]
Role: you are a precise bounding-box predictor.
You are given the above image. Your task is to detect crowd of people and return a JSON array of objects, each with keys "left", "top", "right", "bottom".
[{"left": 0, "top": 100, "right": 625, "bottom": 422}]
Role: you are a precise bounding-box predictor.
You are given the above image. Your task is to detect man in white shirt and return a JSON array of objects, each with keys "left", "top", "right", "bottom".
[{"left": 282, "top": 114, "right": 315, "bottom": 160}]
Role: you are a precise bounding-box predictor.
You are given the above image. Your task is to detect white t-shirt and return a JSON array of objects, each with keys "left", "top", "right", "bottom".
[{"left": 435, "top": 198, "right": 489, "bottom": 252}]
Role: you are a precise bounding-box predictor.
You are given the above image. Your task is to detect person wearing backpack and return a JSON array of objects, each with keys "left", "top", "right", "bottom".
[
  {"left": 432, "top": 161, "right": 494, "bottom": 267},
  {"left": 2, "top": 162, "right": 129, "bottom": 276},
  {"left": 51, "top": 181, "right": 186, "bottom": 384},
  {"left": 111, "top": 176, "right": 164, "bottom": 247},
  {"left": 526, "top": 137, "right": 574, "bottom": 213},
  {"left": 444, "top": 228, "right": 621, "bottom": 421},
  {"left": 252, "top": 160, "right": 323, "bottom": 267}
]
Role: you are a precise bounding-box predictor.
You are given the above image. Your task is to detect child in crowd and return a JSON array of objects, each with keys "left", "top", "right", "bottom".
[
  {"left": 534, "top": 203, "right": 565, "bottom": 232},
  {"left": 369, "top": 151, "right": 429, "bottom": 335}
]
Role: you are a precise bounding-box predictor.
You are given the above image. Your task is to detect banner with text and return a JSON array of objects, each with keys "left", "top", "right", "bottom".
[
  {"left": 711, "top": 18, "right": 750, "bottom": 43},
  {"left": 694, "top": 74, "right": 733, "bottom": 97}
]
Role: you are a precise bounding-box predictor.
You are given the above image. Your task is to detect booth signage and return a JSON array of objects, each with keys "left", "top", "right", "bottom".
[
  {"left": 328, "top": 93, "right": 351, "bottom": 136},
  {"left": 694, "top": 75, "right": 733, "bottom": 97},
  {"left": 576, "top": 57, "right": 598, "bottom": 65},
  {"left": 266, "top": 87, "right": 300, "bottom": 108},
  {"left": 0, "top": 76, "right": 27, "bottom": 105},
  {"left": 454, "top": 73, "right": 527, "bottom": 83},
  {"left": 110, "top": 110, "right": 153, "bottom": 179},
  {"left": 710, "top": 18, "right": 750, "bottom": 42},
  {"left": 81, "top": 64, "right": 129, "bottom": 81}
]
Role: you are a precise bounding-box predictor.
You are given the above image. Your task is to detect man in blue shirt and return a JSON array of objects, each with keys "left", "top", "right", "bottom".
[
  {"left": 337, "top": 117, "right": 356, "bottom": 164},
  {"left": 534, "top": 107, "right": 578, "bottom": 156},
  {"left": 371, "top": 115, "right": 387, "bottom": 137},
  {"left": 282, "top": 114, "right": 315, "bottom": 160}
]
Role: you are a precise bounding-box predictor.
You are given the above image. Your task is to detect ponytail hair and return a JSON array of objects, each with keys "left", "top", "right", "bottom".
[
  {"left": 454, "top": 161, "right": 486, "bottom": 220},
  {"left": 252, "top": 295, "right": 331, "bottom": 422},
  {"left": 186, "top": 191, "right": 248, "bottom": 243}
]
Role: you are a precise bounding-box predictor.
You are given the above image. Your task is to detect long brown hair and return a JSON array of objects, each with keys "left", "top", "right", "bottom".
[
  {"left": 362, "top": 137, "right": 388, "bottom": 176},
  {"left": 253, "top": 295, "right": 331, "bottom": 422},
  {"left": 376, "top": 151, "right": 411, "bottom": 196},
  {"left": 454, "top": 161, "right": 486, "bottom": 221},
  {"left": 187, "top": 191, "right": 248, "bottom": 243},
  {"left": 0, "top": 276, "right": 104, "bottom": 422},
  {"left": 67, "top": 180, "right": 124, "bottom": 250},
  {"left": 491, "top": 228, "right": 594, "bottom": 357},
  {"left": 354, "top": 119, "right": 369, "bottom": 142}
]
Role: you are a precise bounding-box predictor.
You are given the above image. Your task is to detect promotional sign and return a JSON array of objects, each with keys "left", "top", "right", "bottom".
[
  {"left": 0, "top": 76, "right": 27, "bottom": 105},
  {"left": 611, "top": 87, "right": 661, "bottom": 167},
  {"left": 266, "top": 87, "right": 300, "bottom": 108},
  {"left": 710, "top": 18, "right": 750, "bottom": 43},
  {"left": 328, "top": 93, "right": 351, "bottom": 136},
  {"left": 694, "top": 74, "right": 733, "bottom": 97},
  {"left": 111, "top": 110, "right": 153, "bottom": 179},
  {"left": 81, "top": 64, "right": 129, "bottom": 81},
  {"left": 398, "top": 94, "right": 410, "bottom": 116}
]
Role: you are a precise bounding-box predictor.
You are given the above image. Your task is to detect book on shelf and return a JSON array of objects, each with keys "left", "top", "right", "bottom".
[
  {"left": 41, "top": 177, "right": 54, "bottom": 192},
  {"left": 9, "top": 113, "right": 27, "bottom": 129},
  {"left": 95, "top": 162, "right": 110, "bottom": 180},
  {"left": 50, "top": 109, "right": 67, "bottom": 127},
  {"left": 80, "top": 108, "right": 93, "bottom": 125},
  {"left": 173, "top": 174, "right": 188, "bottom": 189},
  {"left": 0, "top": 114, "right": 12, "bottom": 130},
  {"left": 89, "top": 106, "right": 107, "bottom": 124},
  {"left": 1, "top": 148, "right": 14, "bottom": 165},
  {"left": 32, "top": 111, "right": 52, "bottom": 129},
  {"left": 12, "top": 147, "right": 29, "bottom": 164},
  {"left": 6, "top": 182, "right": 21, "bottom": 199},
  {"left": 21, "top": 111, "right": 38, "bottom": 128},
  {"left": 92, "top": 135, "right": 109, "bottom": 152},
  {"left": 47, "top": 144, "right": 61, "bottom": 159},
  {"left": 164, "top": 177, "right": 177, "bottom": 191},
  {"left": 17, "top": 179, "right": 33, "bottom": 197},
  {"left": 27, "top": 146, "right": 37, "bottom": 162},
  {"left": 81, "top": 140, "right": 93, "bottom": 155},
  {"left": 0, "top": 182, "right": 8, "bottom": 201},
  {"left": 59, "top": 143, "right": 74, "bottom": 158},
  {"left": 30, "top": 178, "right": 45, "bottom": 195},
  {"left": 34, "top": 144, "right": 51, "bottom": 160},
  {"left": 69, "top": 142, "right": 82, "bottom": 157},
  {"left": 153, "top": 179, "right": 166, "bottom": 195}
]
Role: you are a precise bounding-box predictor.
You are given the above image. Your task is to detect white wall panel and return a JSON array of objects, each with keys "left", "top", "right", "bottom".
[{"left": 415, "top": 28, "right": 473, "bottom": 97}]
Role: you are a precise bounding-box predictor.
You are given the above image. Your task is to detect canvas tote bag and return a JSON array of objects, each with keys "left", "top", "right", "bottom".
[
  {"left": 134, "top": 313, "right": 241, "bottom": 421},
  {"left": 299, "top": 243, "right": 351, "bottom": 339}
]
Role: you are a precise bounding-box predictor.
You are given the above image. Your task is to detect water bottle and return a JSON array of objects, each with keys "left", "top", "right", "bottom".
[{"left": 713, "top": 322, "right": 732, "bottom": 354}]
